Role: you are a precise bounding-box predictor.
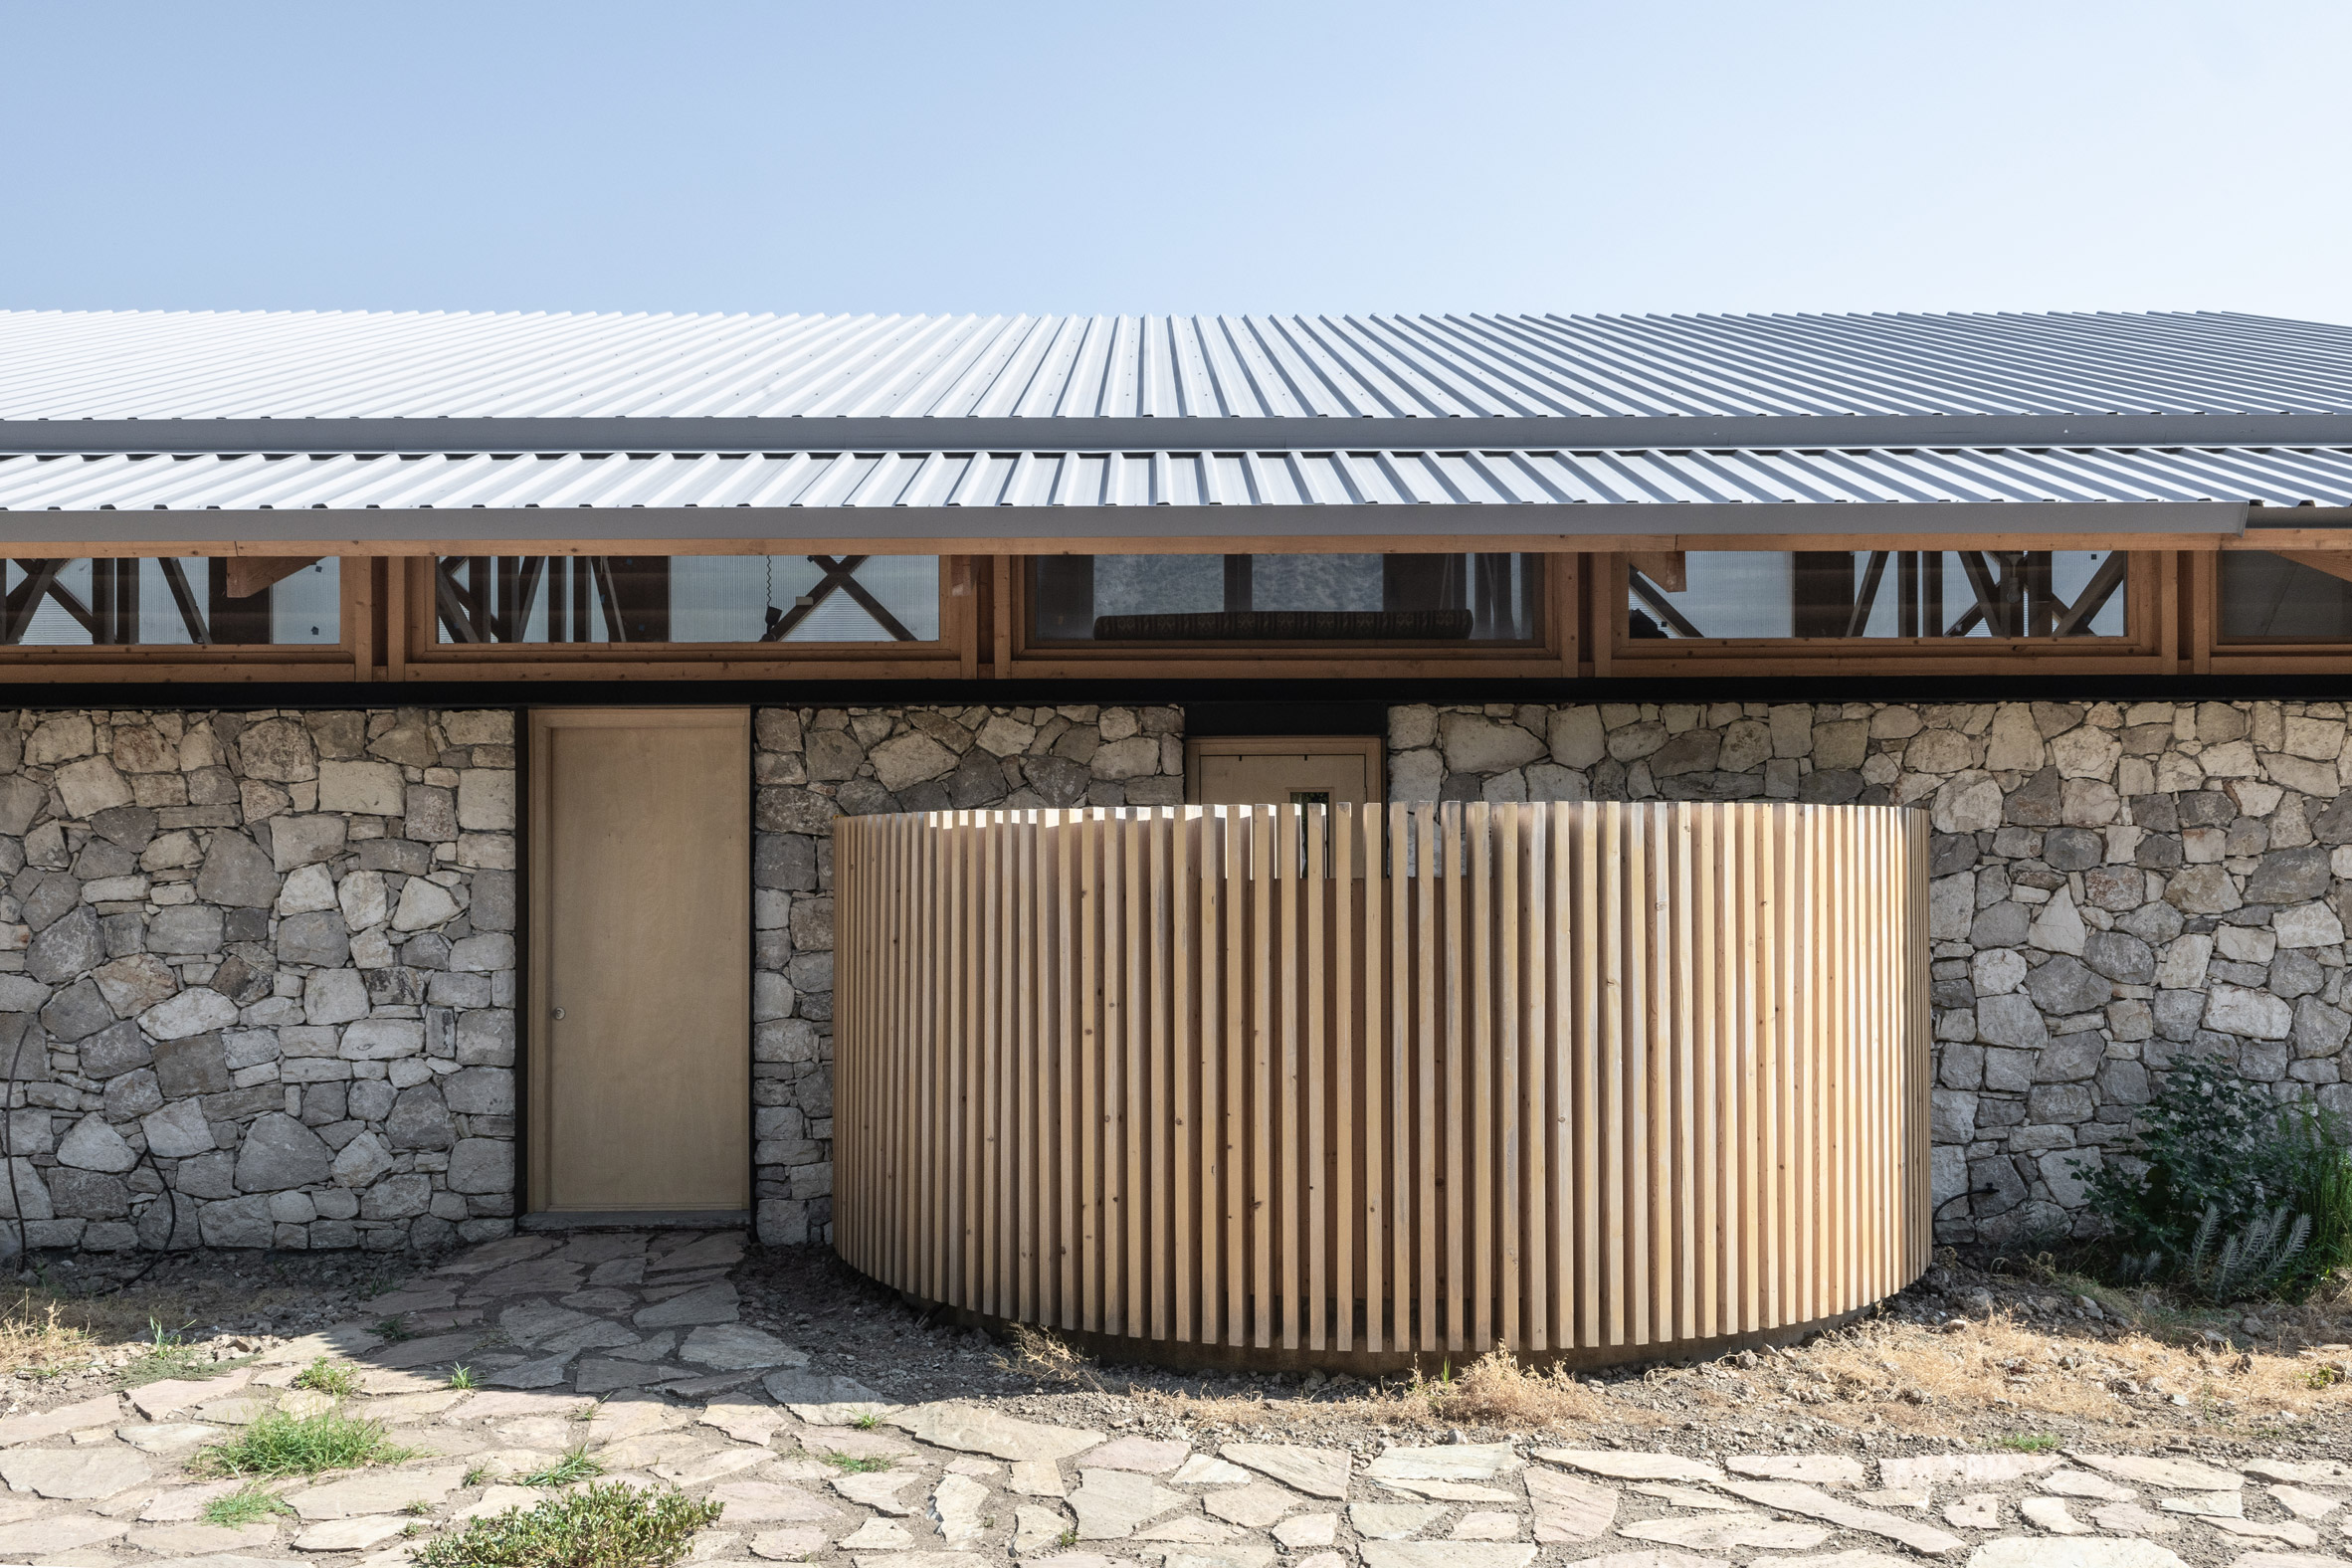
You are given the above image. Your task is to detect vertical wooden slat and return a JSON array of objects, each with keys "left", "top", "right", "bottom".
[{"left": 832, "top": 802, "right": 1929, "bottom": 1365}]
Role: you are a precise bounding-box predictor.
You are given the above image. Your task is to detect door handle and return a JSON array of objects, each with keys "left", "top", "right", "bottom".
[{"left": 550, "top": 1007, "right": 566, "bottom": 1021}]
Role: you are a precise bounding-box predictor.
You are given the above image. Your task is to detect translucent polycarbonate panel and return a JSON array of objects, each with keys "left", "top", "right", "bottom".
[
  {"left": 0, "top": 557, "right": 339, "bottom": 647},
  {"left": 2220, "top": 551, "right": 2352, "bottom": 640},
  {"left": 432, "top": 555, "right": 939, "bottom": 644},
  {"left": 1628, "top": 550, "right": 2127, "bottom": 640},
  {"left": 1031, "top": 553, "right": 1543, "bottom": 643}
]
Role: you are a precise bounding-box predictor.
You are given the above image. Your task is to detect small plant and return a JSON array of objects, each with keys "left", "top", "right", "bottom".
[
  {"left": 466, "top": 1466, "right": 492, "bottom": 1486},
  {"left": 2309, "top": 1364, "right": 2343, "bottom": 1390},
  {"left": 119, "top": 1315, "right": 253, "bottom": 1388},
  {"left": 822, "top": 1452, "right": 892, "bottom": 1473},
  {"left": 520, "top": 1447, "right": 604, "bottom": 1487},
  {"left": 375, "top": 1317, "right": 415, "bottom": 1343},
  {"left": 405, "top": 1499, "right": 438, "bottom": 1515},
  {"left": 195, "top": 1407, "right": 422, "bottom": 1478},
  {"left": 851, "top": 1412, "right": 881, "bottom": 1431},
  {"left": 2182, "top": 1202, "right": 2313, "bottom": 1302},
  {"left": 1059, "top": 1527, "right": 1078, "bottom": 1548},
  {"left": 293, "top": 1358, "right": 361, "bottom": 1399},
  {"left": 448, "top": 1364, "right": 479, "bottom": 1390},
  {"left": 410, "top": 1481, "right": 721, "bottom": 1568},
  {"left": 201, "top": 1482, "right": 294, "bottom": 1527},
  {"left": 2000, "top": 1433, "right": 2061, "bottom": 1453}
]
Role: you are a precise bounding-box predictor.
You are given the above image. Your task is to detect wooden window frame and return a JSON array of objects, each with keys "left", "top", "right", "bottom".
[
  {"left": 1597, "top": 548, "right": 2170, "bottom": 679},
  {"left": 0, "top": 554, "right": 365, "bottom": 683},
  {"left": 994, "top": 551, "right": 1580, "bottom": 680},
  {"left": 394, "top": 554, "right": 971, "bottom": 682},
  {"left": 2203, "top": 545, "right": 2352, "bottom": 675}
]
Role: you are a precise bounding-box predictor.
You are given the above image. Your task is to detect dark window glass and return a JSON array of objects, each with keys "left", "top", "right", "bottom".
[
  {"left": 432, "top": 555, "right": 939, "bottom": 644},
  {"left": 2220, "top": 551, "right": 2352, "bottom": 640},
  {"left": 0, "top": 558, "right": 337, "bottom": 647},
  {"left": 1627, "top": 550, "right": 2126, "bottom": 640},
  {"left": 1029, "top": 553, "right": 1543, "bottom": 644}
]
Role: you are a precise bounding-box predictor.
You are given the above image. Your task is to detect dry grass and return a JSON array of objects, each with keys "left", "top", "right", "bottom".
[
  {"left": 1421, "top": 1351, "right": 1620, "bottom": 1429},
  {"left": 998, "top": 1324, "right": 1106, "bottom": 1392},
  {"left": 0, "top": 1293, "right": 98, "bottom": 1380}
]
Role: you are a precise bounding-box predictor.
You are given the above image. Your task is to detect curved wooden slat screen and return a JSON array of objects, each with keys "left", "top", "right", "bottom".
[{"left": 834, "top": 802, "right": 1928, "bottom": 1368}]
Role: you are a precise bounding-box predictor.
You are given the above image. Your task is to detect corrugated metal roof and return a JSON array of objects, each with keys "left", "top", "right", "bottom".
[
  {"left": 6, "top": 308, "right": 2352, "bottom": 423},
  {"left": 5, "top": 443, "right": 2346, "bottom": 511}
]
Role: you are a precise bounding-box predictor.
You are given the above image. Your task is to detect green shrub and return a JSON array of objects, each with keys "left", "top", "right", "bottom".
[
  {"left": 195, "top": 1407, "right": 421, "bottom": 1477},
  {"left": 410, "top": 1482, "right": 720, "bottom": 1568},
  {"left": 2074, "top": 1055, "right": 2352, "bottom": 1294}
]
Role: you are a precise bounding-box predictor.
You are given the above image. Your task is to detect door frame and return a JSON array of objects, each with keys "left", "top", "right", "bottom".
[
  {"left": 1183, "top": 733, "right": 1387, "bottom": 805},
  {"left": 524, "top": 706, "right": 753, "bottom": 1218}
]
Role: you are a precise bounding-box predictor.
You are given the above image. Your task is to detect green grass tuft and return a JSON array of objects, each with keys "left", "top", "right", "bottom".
[
  {"left": 118, "top": 1316, "right": 256, "bottom": 1389},
  {"left": 195, "top": 1406, "right": 423, "bottom": 1478},
  {"left": 520, "top": 1447, "right": 604, "bottom": 1487},
  {"left": 200, "top": 1482, "right": 294, "bottom": 1527},
  {"left": 448, "top": 1364, "right": 479, "bottom": 1390},
  {"left": 410, "top": 1481, "right": 721, "bottom": 1568},
  {"left": 293, "top": 1357, "right": 362, "bottom": 1398},
  {"left": 2000, "top": 1432, "right": 2062, "bottom": 1453},
  {"left": 821, "top": 1451, "right": 891, "bottom": 1473},
  {"left": 851, "top": 1412, "right": 881, "bottom": 1430}
]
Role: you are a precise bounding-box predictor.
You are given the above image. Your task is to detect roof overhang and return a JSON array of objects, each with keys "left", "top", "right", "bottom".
[{"left": 0, "top": 499, "right": 2250, "bottom": 555}]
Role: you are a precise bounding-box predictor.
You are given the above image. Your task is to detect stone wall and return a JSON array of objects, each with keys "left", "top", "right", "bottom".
[
  {"left": 1389, "top": 699, "right": 2352, "bottom": 1250},
  {"left": 0, "top": 708, "right": 517, "bottom": 1254},
  {"left": 749, "top": 703, "right": 1185, "bottom": 1246}
]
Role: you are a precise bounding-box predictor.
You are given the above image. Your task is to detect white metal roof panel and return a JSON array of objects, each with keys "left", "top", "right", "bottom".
[
  {"left": 2, "top": 445, "right": 2344, "bottom": 512},
  {"left": 7, "top": 308, "right": 2352, "bottom": 423}
]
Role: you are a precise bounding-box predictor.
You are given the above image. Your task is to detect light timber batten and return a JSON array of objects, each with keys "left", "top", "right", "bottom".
[{"left": 834, "top": 800, "right": 1930, "bottom": 1369}]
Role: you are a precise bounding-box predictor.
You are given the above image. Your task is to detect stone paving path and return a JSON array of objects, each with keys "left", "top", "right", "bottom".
[{"left": 0, "top": 1230, "right": 2342, "bottom": 1568}]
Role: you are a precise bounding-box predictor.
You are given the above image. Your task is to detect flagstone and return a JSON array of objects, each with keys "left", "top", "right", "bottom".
[
  {"left": 585, "top": 1396, "right": 685, "bottom": 1447},
  {"left": 438, "top": 1235, "right": 557, "bottom": 1274},
  {"left": 2160, "top": 1492, "right": 2245, "bottom": 1517},
  {"left": 447, "top": 1390, "right": 586, "bottom": 1424},
  {"left": 1087, "top": 1438, "right": 1192, "bottom": 1474},
  {"left": 1378, "top": 1477, "right": 1518, "bottom": 1502},
  {"left": 0, "top": 1395, "right": 124, "bottom": 1448},
  {"left": 2225, "top": 1555, "right": 2352, "bottom": 1568},
  {"left": 2070, "top": 1456, "right": 2244, "bottom": 1491},
  {"left": 700, "top": 1398, "right": 790, "bottom": 1447},
  {"left": 1944, "top": 1496, "right": 2004, "bottom": 1529},
  {"left": 1630, "top": 1482, "right": 1749, "bottom": 1511},
  {"left": 1731, "top": 1455, "right": 1867, "bottom": 1488},
  {"left": 1525, "top": 1464, "right": 1617, "bottom": 1543},
  {"left": 0, "top": 1446, "right": 151, "bottom": 1499},
  {"left": 126, "top": 1519, "right": 279, "bottom": 1552},
  {"left": 1071, "top": 1468, "right": 1188, "bottom": 1538},
  {"left": 2039, "top": 1470, "right": 2134, "bottom": 1501},
  {"left": 845, "top": 1519, "right": 920, "bottom": 1552},
  {"left": 1205, "top": 1479, "right": 1301, "bottom": 1527},
  {"left": 467, "top": 1259, "right": 587, "bottom": 1297},
  {"left": 659, "top": 1446, "right": 773, "bottom": 1487},
  {"left": 2205, "top": 1518, "right": 2323, "bottom": 1549},
  {"left": 1717, "top": 1479, "right": 1967, "bottom": 1556},
  {"left": 285, "top": 1463, "right": 469, "bottom": 1519},
  {"left": 767, "top": 1370, "right": 899, "bottom": 1426},
  {"left": 1275, "top": 1513, "right": 1339, "bottom": 1549},
  {"left": 2089, "top": 1504, "right": 2177, "bottom": 1536},
  {"left": 1135, "top": 1515, "right": 1247, "bottom": 1542},
  {"left": 455, "top": 1484, "right": 542, "bottom": 1522},
  {"left": 1967, "top": 1537, "right": 2190, "bottom": 1568},
  {"left": 683, "top": 1323, "right": 808, "bottom": 1371},
  {"left": 1357, "top": 1544, "right": 1540, "bottom": 1568},
  {"left": 1532, "top": 1450, "right": 1722, "bottom": 1484},
  {"left": 1132, "top": 1544, "right": 1275, "bottom": 1568},
  {"left": 259, "top": 1321, "right": 388, "bottom": 1364},
  {"left": 1625, "top": 1513, "right": 1834, "bottom": 1549},
  {"left": 632, "top": 1281, "right": 741, "bottom": 1327},
  {"left": 1220, "top": 1444, "right": 1349, "bottom": 1499},
  {"left": 1012, "top": 1458, "right": 1069, "bottom": 1497},
  {"left": 484, "top": 1351, "right": 573, "bottom": 1389},
  {"left": 127, "top": 1371, "right": 255, "bottom": 1421},
  {"left": 0, "top": 1511, "right": 130, "bottom": 1555},
  {"left": 1344, "top": 1500, "right": 1446, "bottom": 1540},
  {"left": 2270, "top": 1486, "right": 2342, "bottom": 1520},
  {"left": 295, "top": 1513, "right": 412, "bottom": 1550},
  {"left": 1369, "top": 1445, "right": 1522, "bottom": 1483},
  {"left": 708, "top": 1480, "right": 841, "bottom": 1522},
  {"left": 2245, "top": 1463, "right": 2352, "bottom": 1486},
  {"left": 837, "top": 1470, "right": 927, "bottom": 1515},
  {"left": 1756, "top": 1553, "right": 1931, "bottom": 1568},
  {"left": 934, "top": 1471, "right": 991, "bottom": 1545},
  {"left": 138, "top": 1479, "right": 245, "bottom": 1521},
  {"left": 1883, "top": 1456, "right": 2065, "bottom": 1490},
  {"left": 1454, "top": 1512, "right": 1523, "bottom": 1540},
  {"left": 1855, "top": 1488, "right": 1931, "bottom": 1509},
  {"left": 1170, "top": 1456, "right": 1253, "bottom": 1486},
  {"left": 576, "top": 1357, "right": 666, "bottom": 1395},
  {"left": 850, "top": 1554, "right": 992, "bottom": 1568},
  {"left": 881, "top": 1403, "right": 1095, "bottom": 1464},
  {"left": 651, "top": 1233, "right": 747, "bottom": 1273},
  {"left": 115, "top": 1423, "right": 221, "bottom": 1455}
]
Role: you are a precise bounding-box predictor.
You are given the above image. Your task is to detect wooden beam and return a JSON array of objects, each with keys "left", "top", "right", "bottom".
[
  {"left": 1624, "top": 549, "right": 1685, "bottom": 592},
  {"left": 2272, "top": 550, "right": 2352, "bottom": 587},
  {"left": 224, "top": 555, "right": 324, "bottom": 599}
]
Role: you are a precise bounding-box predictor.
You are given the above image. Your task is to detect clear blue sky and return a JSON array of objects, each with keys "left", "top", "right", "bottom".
[{"left": 4, "top": 0, "right": 2347, "bottom": 321}]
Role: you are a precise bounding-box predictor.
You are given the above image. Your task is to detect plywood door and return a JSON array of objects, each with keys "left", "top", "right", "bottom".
[
  {"left": 529, "top": 709, "right": 750, "bottom": 1213},
  {"left": 1188, "top": 736, "right": 1384, "bottom": 806}
]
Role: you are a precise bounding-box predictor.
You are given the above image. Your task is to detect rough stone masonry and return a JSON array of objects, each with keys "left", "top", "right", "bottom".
[
  {"left": 1389, "top": 698, "right": 2352, "bottom": 1250},
  {"left": 0, "top": 708, "right": 516, "bottom": 1254},
  {"left": 750, "top": 702, "right": 1185, "bottom": 1247}
]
